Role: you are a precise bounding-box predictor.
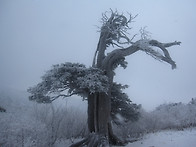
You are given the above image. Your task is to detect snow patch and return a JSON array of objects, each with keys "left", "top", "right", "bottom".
[{"left": 127, "top": 128, "right": 196, "bottom": 147}]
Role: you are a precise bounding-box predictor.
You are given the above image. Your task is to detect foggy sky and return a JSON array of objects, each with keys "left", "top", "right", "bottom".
[{"left": 0, "top": 0, "right": 196, "bottom": 111}]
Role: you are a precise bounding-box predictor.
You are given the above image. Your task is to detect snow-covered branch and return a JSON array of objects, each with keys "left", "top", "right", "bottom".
[
  {"left": 148, "top": 40, "right": 181, "bottom": 69},
  {"left": 94, "top": 10, "right": 137, "bottom": 67},
  {"left": 96, "top": 10, "right": 181, "bottom": 71},
  {"left": 28, "top": 63, "right": 109, "bottom": 103},
  {"left": 100, "top": 10, "right": 137, "bottom": 46},
  {"left": 101, "top": 39, "right": 181, "bottom": 71}
]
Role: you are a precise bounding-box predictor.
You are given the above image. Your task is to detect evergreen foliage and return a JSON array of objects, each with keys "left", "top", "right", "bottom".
[
  {"left": 28, "top": 62, "right": 140, "bottom": 122},
  {"left": 28, "top": 62, "right": 109, "bottom": 103},
  {"left": 111, "top": 83, "right": 140, "bottom": 123}
]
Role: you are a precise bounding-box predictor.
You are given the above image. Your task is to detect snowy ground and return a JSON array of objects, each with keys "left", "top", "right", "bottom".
[
  {"left": 126, "top": 128, "right": 196, "bottom": 147},
  {"left": 58, "top": 128, "right": 196, "bottom": 147}
]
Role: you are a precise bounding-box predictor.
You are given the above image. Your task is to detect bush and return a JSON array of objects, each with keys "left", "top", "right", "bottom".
[
  {"left": 0, "top": 91, "right": 88, "bottom": 147},
  {"left": 122, "top": 99, "right": 196, "bottom": 138},
  {"left": 112, "top": 99, "right": 196, "bottom": 140}
]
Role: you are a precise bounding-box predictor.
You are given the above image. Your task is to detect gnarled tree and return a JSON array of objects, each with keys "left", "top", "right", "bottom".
[{"left": 28, "top": 10, "right": 181, "bottom": 146}]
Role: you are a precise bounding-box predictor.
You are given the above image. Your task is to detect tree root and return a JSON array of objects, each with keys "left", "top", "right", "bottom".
[
  {"left": 69, "top": 132, "right": 127, "bottom": 147},
  {"left": 108, "top": 132, "right": 125, "bottom": 146},
  {"left": 108, "top": 122, "right": 126, "bottom": 146},
  {"left": 70, "top": 133, "right": 111, "bottom": 147}
]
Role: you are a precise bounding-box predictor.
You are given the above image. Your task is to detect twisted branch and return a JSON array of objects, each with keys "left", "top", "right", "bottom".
[
  {"left": 100, "top": 10, "right": 137, "bottom": 47},
  {"left": 94, "top": 10, "right": 137, "bottom": 67},
  {"left": 102, "top": 39, "right": 181, "bottom": 71}
]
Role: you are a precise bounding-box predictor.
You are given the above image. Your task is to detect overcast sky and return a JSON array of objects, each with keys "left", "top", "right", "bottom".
[{"left": 0, "top": 0, "right": 196, "bottom": 111}]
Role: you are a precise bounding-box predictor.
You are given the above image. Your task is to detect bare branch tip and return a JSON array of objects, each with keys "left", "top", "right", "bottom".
[{"left": 176, "top": 41, "right": 182, "bottom": 45}]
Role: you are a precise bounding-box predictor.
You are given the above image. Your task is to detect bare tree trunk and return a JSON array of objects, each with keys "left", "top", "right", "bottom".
[
  {"left": 87, "top": 94, "right": 95, "bottom": 132},
  {"left": 97, "top": 92, "right": 110, "bottom": 136},
  {"left": 70, "top": 90, "right": 123, "bottom": 147},
  {"left": 85, "top": 94, "right": 124, "bottom": 146},
  {"left": 87, "top": 92, "right": 111, "bottom": 146}
]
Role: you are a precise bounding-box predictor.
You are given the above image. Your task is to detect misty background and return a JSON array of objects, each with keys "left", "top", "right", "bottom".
[{"left": 0, "top": 0, "right": 196, "bottom": 111}]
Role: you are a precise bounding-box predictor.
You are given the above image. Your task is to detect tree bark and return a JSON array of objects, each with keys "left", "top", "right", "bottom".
[
  {"left": 86, "top": 92, "right": 124, "bottom": 146},
  {"left": 97, "top": 92, "right": 110, "bottom": 136},
  {"left": 88, "top": 93, "right": 95, "bottom": 132}
]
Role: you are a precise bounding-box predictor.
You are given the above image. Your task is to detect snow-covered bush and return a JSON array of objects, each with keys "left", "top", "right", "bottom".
[
  {"left": 125, "top": 99, "right": 196, "bottom": 137},
  {"left": 112, "top": 99, "right": 196, "bottom": 140},
  {"left": 0, "top": 90, "right": 88, "bottom": 147},
  {"left": 151, "top": 101, "right": 196, "bottom": 129}
]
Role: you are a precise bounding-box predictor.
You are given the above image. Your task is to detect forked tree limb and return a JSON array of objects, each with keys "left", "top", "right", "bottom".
[{"left": 102, "top": 39, "right": 181, "bottom": 70}]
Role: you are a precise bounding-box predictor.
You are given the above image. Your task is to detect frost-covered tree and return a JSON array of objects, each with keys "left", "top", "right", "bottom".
[{"left": 28, "top": 10, "right": 181, "bottom": 146}]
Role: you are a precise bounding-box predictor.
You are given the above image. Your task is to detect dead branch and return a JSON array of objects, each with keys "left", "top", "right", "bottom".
[{"left": 102, "top": 39, "right": 181, "bottom": 70}]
